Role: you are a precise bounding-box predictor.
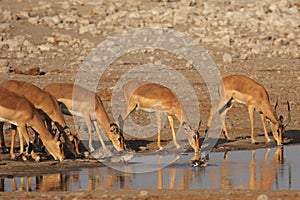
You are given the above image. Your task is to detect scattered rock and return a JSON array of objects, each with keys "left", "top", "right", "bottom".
[
  {"left": 223, "top": 53, "right": 233, "bottom": 63},
  {"left": 0, "top": 0, "right": 298, "bottom": 77},
  {"left": 139, "top": 190, "right": 148, "bottom": 197},
  {"left": 8, "top": 67, "right": 46, "bottom": 76},
  {"left": 257, "top": 194, "right": 269, "bottom": 200}
]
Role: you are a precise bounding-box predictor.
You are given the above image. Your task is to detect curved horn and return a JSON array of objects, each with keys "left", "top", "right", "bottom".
[
  {"left": 284, "top": 100, "right": 291, "bottom": 127},
  {"left": 274, "top": 99, "right": 279, "bottom": 120},
  {"left": 197, "top": 120, "right": 202, "bottom": 131}
]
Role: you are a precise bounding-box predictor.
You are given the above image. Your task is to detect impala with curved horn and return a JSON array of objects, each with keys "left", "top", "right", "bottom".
[
  {"left": 119, "top": 80, "right": 200, "bottom": 152},
  {"left": 206, "top": 74, "right": 290, "bottom": 145}
]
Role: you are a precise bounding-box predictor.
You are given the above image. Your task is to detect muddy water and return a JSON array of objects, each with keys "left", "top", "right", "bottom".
[{"left": 1, "top": 145, "right": 300, "bottom": 192}]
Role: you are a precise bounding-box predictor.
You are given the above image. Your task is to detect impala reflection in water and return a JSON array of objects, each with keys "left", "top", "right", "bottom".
[{"left": 1, "top": 145, "right": 300, "bottom": 192}]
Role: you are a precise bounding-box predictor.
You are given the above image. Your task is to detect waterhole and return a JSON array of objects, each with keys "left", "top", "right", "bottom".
[{"left": 1, "top": 145, "right": 299, "bottom": 192}]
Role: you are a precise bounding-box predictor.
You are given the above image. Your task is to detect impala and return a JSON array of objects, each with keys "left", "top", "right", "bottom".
[
  {"left": 44, "top": 83, "right": 125, "bottom": 152},
  {"left": 206, "top": 74, "right": 290, "bottom": 145},
  {"left": 0, "top": 87, "right": 64, "bottom": 161},
  {"left": 0, "top": 80, "right": 80, "bottom": 156},
  {"left": 119, "top": 80, "right": 200, "bottom": 152}
]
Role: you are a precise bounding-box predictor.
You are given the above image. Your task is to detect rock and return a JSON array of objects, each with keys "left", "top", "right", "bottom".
[
  {"left": 79, "top": 24, "right": 98, "bottom": 35},
  {"left": 257, "top": 194, "right": 269, "bottom": 200},
  {"left": 139, "top": 190, "right": 148, "bottom": 197},
  {"left": 1, "top": 10, "right": 13, "bottom": 20},
  {"left": 240, "top": 54, "right": 248, "bottom": 60},
  {"left": 4, "top": 36, "right": 25, "bottom": 51},
  {"left": 223, "top": 53, "right": 232, "bottom": 63},
  {"left": 51, "top": 15, "right": 61, "bottom": 24},
  {"left": 0, "top": 59, "right": 9, "bottom": 67},
  {"left": 0, "top": 23, "right": 10, "bottom": 32},
  {"left": 61, "top": 1, "right": 70, "bottom": 10},
  {"left": 38, "top": 45, "right": 51, "bottom": 51},
  {"left": 28, "top": 11, "right": 38, "bottom": 17},
  {"left": 56, "top": 34, "right": 72, "bottom": 42},
  {"left": 269, "top": 4, "right": 278, "bottom": 13}
]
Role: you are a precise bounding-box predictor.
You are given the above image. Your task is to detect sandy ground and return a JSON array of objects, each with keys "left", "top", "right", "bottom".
[{"left": 0, "top": 0, "right": 299, "bottom": 199}]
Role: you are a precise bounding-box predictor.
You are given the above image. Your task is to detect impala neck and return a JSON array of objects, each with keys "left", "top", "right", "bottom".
[
  {"left": 264, "top": 103, "right": 279, "bottom": 126},
  {"left": 94, "top": 96, "right": 113, "bottom": 136},
  {"left": 30, "top": 113, "right": 55, "bottom": 141}
]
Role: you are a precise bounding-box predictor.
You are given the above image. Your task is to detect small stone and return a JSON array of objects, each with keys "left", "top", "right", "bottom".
[
  {"left": 38, "top": 45, "right": 51, "bottom": 51},
  {"left": 240, "top": 54, "right": 248, "bottom": 60},
  {"left": 257, "top": 194, "right": 269, "bottom": 200},
  {"left": 139, "top": 190, "right": 148, "bottom": 197},
  {"left": 223, "top": 53, "right": 232, "bottom": 63}
]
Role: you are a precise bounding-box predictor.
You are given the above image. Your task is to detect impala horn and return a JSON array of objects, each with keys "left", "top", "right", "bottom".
[
  {"left": 197, "top": 120, "right": 202, "bottom": 133},
  {"left": 274, "top": 99, "right": 279, "bottom": 120},
  {"left": 284, "top": 101, "right": 291, "bottom": 127},
  {"left": 274, "top": 100, "right": 291, "bottom": 127}
]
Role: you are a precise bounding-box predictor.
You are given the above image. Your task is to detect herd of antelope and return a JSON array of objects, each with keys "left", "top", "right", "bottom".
[{"left": 0, "top": 74, "right": 291, "bottom": 162}]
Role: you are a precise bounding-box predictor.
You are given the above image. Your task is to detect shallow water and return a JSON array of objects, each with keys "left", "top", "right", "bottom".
[{"left": 1, "top": 145, "right": 300, "bottom": 192}]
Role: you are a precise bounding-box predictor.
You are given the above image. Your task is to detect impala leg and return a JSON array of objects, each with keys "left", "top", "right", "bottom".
[
  {"left": 121, "top": 99, "right": 137, "bottom": 122},
  {"left": 206, "top": 106, "right": 216, "bottom": 129},
  {"left": 219, "top": 104, "right": 232, "bottom": 140},
  {"left": 206, "top": 103, "right": 220, "bottom": 135},
  {"left": 167, "top": 115, "right": 180, "bottom": 149},
  {"left": 248, "top": 105, "right": 256, "bottom": 144},
  {"left": 155, "top": 111, "right": 163, "bottom": 150},
  {"left": 0, "top": 122, "right": 8, "bottom": 153},
  {"left": 92, "top": 120, "right": 107, "bottom": 150},
  {"left": 83, "top": 114, "right": 95, "bottom": 152},
  {"left": 17, "top": 125, "right": 40, "bottom": 161},
  {"left": 13, "top": 125, "right": 24, "bottom": 154},
  {"left": 10, "top": 126, "right": 17, "bottom": 159},
  {"left": 260, "top": 114, "right": 271, "bottom": 143}
]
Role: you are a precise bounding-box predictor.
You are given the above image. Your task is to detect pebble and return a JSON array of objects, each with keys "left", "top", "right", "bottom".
[
  {"left": 139, "top": 190, "right": 148, "bottom": 197},
  {"left": 223, "top": 53, "right": 233, "bottom": 64},
  {"left": 257, "top": 194, "right": 269, "bottom": 200}
]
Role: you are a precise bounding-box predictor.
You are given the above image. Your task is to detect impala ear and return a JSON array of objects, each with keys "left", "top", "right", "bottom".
[
  {"left": 182, "top": 121, "right": 192, "bottom": 132},
  {"left": 197, "top": 120, "right": 202, "bottom": 131},
  {"left": 110, "top": 123, "right": 119, "bottom": 134}
]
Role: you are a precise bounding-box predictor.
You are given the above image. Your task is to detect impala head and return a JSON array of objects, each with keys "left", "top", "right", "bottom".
[
  {"left": 60, "top": 127, "right": 81, "bottom": 157},
  {"left": 272, "top": 100, "right": 291, "bottom": 145},
  {"left": 182, "top": 121, "right": 201, "bottom": 153},
  {"left": 109, "top": 123, "right": 126, "bottom": 151},
  {"left": 43, "top": 132, "right": 65, "bottom": 161},
  {"left": 51, "top": 126, "right": 80, "bottom": 157}
]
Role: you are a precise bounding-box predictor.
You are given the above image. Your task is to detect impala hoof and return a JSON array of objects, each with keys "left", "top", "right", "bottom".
[
  {"left": 10, "top": 154, "right": 16, "bottom": 160},
  {"left": 251, "top": 140, "right": 257, "bottom": 144},
  {"left": 225, "top": 136, "right": 231, "bottom": 141},
  {"left": 22, "top": 155, "right": 27, "bottom": 161},
  {"left": 89, "top": 147, "right": 95, "bottom": 153},
  {"left": 34, "top": 156, "right": 40, "bottom": 162}
]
